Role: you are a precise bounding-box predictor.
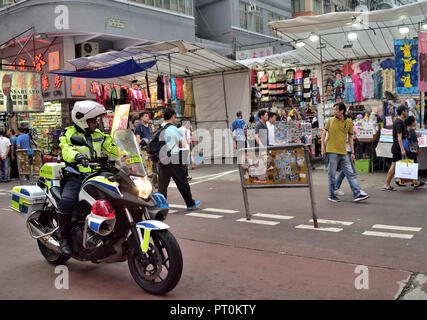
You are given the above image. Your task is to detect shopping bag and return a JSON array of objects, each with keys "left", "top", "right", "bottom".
[{"left": 395, "top": 159, "right": 418, "bottom": 180}]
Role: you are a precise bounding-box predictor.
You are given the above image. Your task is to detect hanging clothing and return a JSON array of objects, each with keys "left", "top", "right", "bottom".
[
  {"left": 373, "top": 71, "right": 383, "bottom": 99},
  {"left": 184, "top": 81, "right": 193, "bottom": 105},
  {"left": 351, "top": 73, "right": 364, "bottom": 102},
  {"left": 342, "top": 62, "right": 354, "bottom": 77},
  {"left": 351, "top": 62, "right": 362, "bottom": 74},
  {"left": 157, "top": 75, "right": 165, "bottom": 101},
  {"left": 164, "top": 76, "right": 171, "bottom": 102},
  {"left": 381, "top": 68, "right": 396, "bottom": 94},
  {"left": 360, "top": 70, "right": 374, "bottom": 99},
  {"left": 175, "top": 77, "right": 185, "bottom": 100},
  {"left": 171, "top": 77, "right": 177, "bottom": 100},
  {"left": 334, "top": 79, "right": 344, "bottom": 101},
  {"left": 371, "top": 60, "right": 382, "bottom": 72},
  {"left": 145, "top": 73, "right": 151, "bottom": 99},
  {"left": 359, "top": 60, "right": 373, "bottom": 73},
  {"left": 343, "top": 76, "right": 355, "bottom": 103},
  {"left": 380, "top": 59, "right": 395, "bottom": 70},
  {"left": 251, "top": 69, "right": 257, "bottom": 86}
]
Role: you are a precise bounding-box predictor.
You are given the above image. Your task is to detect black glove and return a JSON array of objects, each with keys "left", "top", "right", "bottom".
[{"left": 75, "top": 153, "right": 90, "bottom": 167}]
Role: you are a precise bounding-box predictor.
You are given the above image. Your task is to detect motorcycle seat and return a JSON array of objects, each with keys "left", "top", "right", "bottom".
[{"left": 51, "top": 186, "right": 62, "bottom": 204}]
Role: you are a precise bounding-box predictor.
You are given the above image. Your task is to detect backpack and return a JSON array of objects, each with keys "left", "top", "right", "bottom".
[{"left": 146, "top": 123, "right": 173, "bottom": 161}]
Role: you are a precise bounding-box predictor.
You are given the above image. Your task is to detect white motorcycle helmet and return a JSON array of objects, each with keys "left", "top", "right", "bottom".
[{"left": 71, "top": 100, "right": 106, "bottom": 130}]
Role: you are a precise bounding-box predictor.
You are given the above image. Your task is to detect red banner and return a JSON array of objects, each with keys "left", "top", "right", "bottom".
[{"left": 419, "top": 32, "right": 427, "bottom": 92}]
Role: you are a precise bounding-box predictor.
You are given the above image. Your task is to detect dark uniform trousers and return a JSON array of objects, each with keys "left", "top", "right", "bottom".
[{"left": 59, "top": 174, "right": 86, "bottom": 214}]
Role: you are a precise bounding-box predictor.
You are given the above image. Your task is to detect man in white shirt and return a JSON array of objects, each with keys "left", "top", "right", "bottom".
[
  {"left": 178, "top": 120, "right": 192, "bottom": 180},
  {"left": 0, "top": 130, "right": 11, "bottom": 182},
  {"left": 266, "top": 112, "right": 277, "bottom": 146}
]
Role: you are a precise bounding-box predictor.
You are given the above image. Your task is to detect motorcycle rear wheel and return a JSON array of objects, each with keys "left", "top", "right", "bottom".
[
  {"left": 128, "top": 230, "right": 183, "bottom": 295},
  {"left": 36, "top": 210, "right": 70, "bottom": 265}
]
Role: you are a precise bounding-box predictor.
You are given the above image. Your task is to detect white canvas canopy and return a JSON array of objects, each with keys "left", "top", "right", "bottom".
[
  {"left": 67, "top": 40, "right": 251, "bottom": 159},
  {"left": 266, "top": 1, "right": 427, "bottom": 63}
]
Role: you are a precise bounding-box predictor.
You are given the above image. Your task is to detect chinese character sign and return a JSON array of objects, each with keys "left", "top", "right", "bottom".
[
  {"left": 0, "top": 70, "right": 44, "bottom": 112},
  {"left": 394, "top": 39, "right": 418, "bottom": 95},
  {"left": 418, "top": 33, "right": 427, "bottom": 93}
]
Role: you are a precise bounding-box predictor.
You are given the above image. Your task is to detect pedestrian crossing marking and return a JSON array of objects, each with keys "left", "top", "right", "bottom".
[
  {"left": 186, "top": 212, "right": 223, "bottom": 219},
  {"left": 236, "top": 218, "right": 280, "bottom": 226},
  {"left": 253, "top": 213, "right": 294, "bottom": 220},
  {"left": 309, "top": 219, "right": 354, "bottom": 226},
  {"left": 362, "top": 231, "right": 414, "bottom": 239},
  {"left": 203, "top": 208, "right": 239, "bottom": 214},
  {"left": 372, "top": 224, "right": 422, "bottom": 232},
  {"left": 295, "top": 224, "right": 343, "bottom": 232}
]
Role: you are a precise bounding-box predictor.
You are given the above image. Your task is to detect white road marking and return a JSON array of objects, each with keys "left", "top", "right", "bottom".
[
  {"left": 0, "top": 192, "right": 9, "bottom": 196},
  {"left": 169, "top": 204, "right": 188, "bottom": 209},
  {"left": 189, "top": 170, "right": 238, "bottom": 186},
  {"left": 186, "top": 212, "right": 223, "bottom": 219},
  {"left": 362, "top": 231, "right": 414, "bottom": 239},
  {"left": 203, "top": 208, "right": 239, "bottom": 214},
  {"left": 168, "top": 210, "right": 178, "bottom": 214},
  {"left": 309, "top": 219, "right": 354, "bottom": 226},
  {"left": 191, "top": 171, "right": 237, "bottom": 181},
  {"left": 372, "top": 224, "right": 422, "bottom": 232},
  {"left": 295, "top": 224, "right": 343, "bottom": 232},
  {"left": 253, "top": 213, "right": 294, "bottom": 220},
  {"left": 236, "top": 218, "right": 280, "bottom": 226}
]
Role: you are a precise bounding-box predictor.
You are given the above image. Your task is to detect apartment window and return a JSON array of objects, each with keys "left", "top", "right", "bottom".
[
  {"left": 239, "top": 1, "right": 263, "bottom": 33},
  {"left": 313, "top": 0, "right": 322, "bottom": 13},
  {"left": 130, "top": 0, "right": 193, "bottom": 15},
  {"left": 292, "top": 0, "right": 305, "bottom": 13},
  {"left": 267, "top": 11, "right": 286, "bottom": 37}
]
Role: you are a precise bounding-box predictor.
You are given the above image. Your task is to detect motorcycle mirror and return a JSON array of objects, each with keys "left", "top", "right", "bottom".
[
  {"left": 70, "top": 136, "right": 88, "bottom": 147},
  {"left": 140, "top": 138, "right": 149, "bottom": 147}
]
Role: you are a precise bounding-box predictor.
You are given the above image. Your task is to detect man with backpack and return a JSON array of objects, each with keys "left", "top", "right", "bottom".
[{"left": 150, "top": 108, "right": 200, "bottom": 210}]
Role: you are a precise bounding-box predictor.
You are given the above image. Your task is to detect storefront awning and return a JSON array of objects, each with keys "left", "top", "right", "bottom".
[
  {"left": 254, "top": 1, "right": 427, "bottom": 66},
  {"left": 66, "top": 40, "right": 248, "bottom": 81},
  {"left": 50, "top": 59, "right": 156, "bottom": 78}
]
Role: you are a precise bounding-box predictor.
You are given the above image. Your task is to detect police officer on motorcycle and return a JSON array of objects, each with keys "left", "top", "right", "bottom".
[{"left": 58, "top": 100, "right": 119, "bottom": 256}]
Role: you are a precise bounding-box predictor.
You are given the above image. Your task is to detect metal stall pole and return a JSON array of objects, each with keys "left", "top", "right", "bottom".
[{"left": 304, "top": 146, "right": 318, "bottom": 228}]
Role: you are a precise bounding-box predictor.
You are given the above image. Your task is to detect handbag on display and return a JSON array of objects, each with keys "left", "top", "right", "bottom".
[
  {"left": 276, "top": 71, "right": 286, "bottom": 82},
  {"left": 268, "top": 83, "right": 277, "bottom": 90},
  {"left": 276, "top": 83, "right": 285, "bottom": 89},
  {"left": 261, "top": 74, "right": 269, "bottom": 83},
  {"left": 261, "top": 83, "right": 268, "bottom": 89},
  {"left": 269, "top": 90, "right": 277, "bottom": 95},
  {"left": 262, "top": 89, "right": 269, "bottom": 95}
]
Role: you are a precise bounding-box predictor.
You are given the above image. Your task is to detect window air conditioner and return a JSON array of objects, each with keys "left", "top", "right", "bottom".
[{"left": 79, "top": 42, "right": 99, "bottom": 57}]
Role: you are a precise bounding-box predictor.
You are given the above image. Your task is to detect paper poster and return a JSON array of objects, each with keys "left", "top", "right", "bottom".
[
  {"left": 394, "top": 39, "right": 418, "bottom": 94},
  {"left": 418, "top": 32, "right": 427, "bottom": 92}
]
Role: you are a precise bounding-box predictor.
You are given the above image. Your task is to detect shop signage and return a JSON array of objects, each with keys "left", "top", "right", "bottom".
[
  {"left": 418, "top": 32, "right": 427, "bottom": 93},
  {"left": 111, "top": 104, "right": 130, "bottom": 138},
  {"left": 394, "top": 39, "right": 418, "bottom": 95},
  {"left": 107, "top": 18, "right": 125, "bottom": 29},
  {"left": 236, "top": 46, "right": 274, "bottom": 60},
  {"left": 0, "top": 70, "right": 44, "bottom": 112}
]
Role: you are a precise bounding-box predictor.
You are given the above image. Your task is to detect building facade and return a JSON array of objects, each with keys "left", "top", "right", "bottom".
[{"left": 195, "top": 0, "right": 293, "bottom": 59}]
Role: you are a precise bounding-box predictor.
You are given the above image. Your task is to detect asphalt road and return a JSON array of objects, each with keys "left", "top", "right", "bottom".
[{"left": 1, "top": 164, "right": 427, "bottom": 300}]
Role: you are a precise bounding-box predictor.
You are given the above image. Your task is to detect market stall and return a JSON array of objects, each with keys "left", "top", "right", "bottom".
[
  {"left": 239, "top": 1, "right": 427, "bottom": 172},
  {"left": 60, "top": 40, "right": 250, "bottom": 159}
]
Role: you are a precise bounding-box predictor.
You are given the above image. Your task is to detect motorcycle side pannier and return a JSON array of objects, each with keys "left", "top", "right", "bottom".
[{"left": 11, "top": 186, "right": 46, "bottom": 217}]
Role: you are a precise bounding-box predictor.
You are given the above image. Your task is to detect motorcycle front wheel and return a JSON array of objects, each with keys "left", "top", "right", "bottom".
[{"left": 128, "top": 230, "right": 183, "bottom": 295}]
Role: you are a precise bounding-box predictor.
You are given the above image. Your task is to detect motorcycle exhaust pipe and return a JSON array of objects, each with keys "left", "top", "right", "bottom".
[{"left": 27, "top": 219, "right": 61, "bottom": 253}]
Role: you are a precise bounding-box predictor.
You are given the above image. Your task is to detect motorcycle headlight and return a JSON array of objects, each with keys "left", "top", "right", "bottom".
[{"left": 130, "top": 176, "right": 152, "bottom": 200}]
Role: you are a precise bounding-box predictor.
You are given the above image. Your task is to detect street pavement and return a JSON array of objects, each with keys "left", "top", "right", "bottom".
[{"left": 1, "top": 164, "right": 427, "bottom": 300}]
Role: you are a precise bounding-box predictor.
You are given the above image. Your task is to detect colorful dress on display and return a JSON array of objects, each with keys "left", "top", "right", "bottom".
[
  {"left": 342, "top": 62, "right": 354, "bottom": 77},
  {"left": 373, "top": 71, "right": 383, "bottom": 99},
  {"left": 360, "top": 70, "right": 374, "bottom": 99},
  {"left": 343, "top": 76, "right": 355, "bottom": 103},
  {"left": 351, "top": 62, "right": 362, "bottom": 74},
  {"left": 175, "top": 77, "right": 185, "bottom": 100},
  {"left": 351, "top": 73, "right": 364, "bottom": 101},
  {"left": 171, "top": 77, "right": 177, "bottom": 100},
  {"left": 359, "top": 61, "right": 373, "bottom": 73}
]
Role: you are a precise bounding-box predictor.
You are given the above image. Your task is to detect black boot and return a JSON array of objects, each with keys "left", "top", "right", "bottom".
[{"left": 58, "top": 213, "right": 73, "bottom": 256}]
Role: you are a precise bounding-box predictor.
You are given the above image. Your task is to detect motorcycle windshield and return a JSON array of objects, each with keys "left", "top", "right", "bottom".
[{"left": 113, "top": 129, "right": 147, "bottom": 177}]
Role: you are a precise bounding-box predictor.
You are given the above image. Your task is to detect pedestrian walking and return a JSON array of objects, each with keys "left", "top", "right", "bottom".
[
  {"left": 158, "top": 108, "right": 200, "bottom": 210},
  {"left": 0, "top": 130, "right": 11, "bottom": 183},
  {"left": 404, "top": 116, "right": 425, "bottom": 189},
  {"left": 334, "top": 137, "right": 367, "bottom": 197},
  {"left": 231, "top": 111, "right": 246, "bottom": 150},
  {"left": 177, "top": 119, "right": 192, "bottom": 181},
  {"left": 245, "top": 115, "right": 256, "bottom": 148},
  {"left": 7, "top": 129, "right": 18, "bottom": 180},
  {"left": 135, "top": 111, "right": 154, "bottom": 146},
  {"left": 321, "top": 102, "right": 369, "bottom": 202},
  {"left": 254, "top": 110, "right": 269, "bottom": 147},
  {"left": 266, "top": 112, "right": 277, "bottom": 146},
  {"left": 382, "top": 105, "right": 423, "bottom": 190}
]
